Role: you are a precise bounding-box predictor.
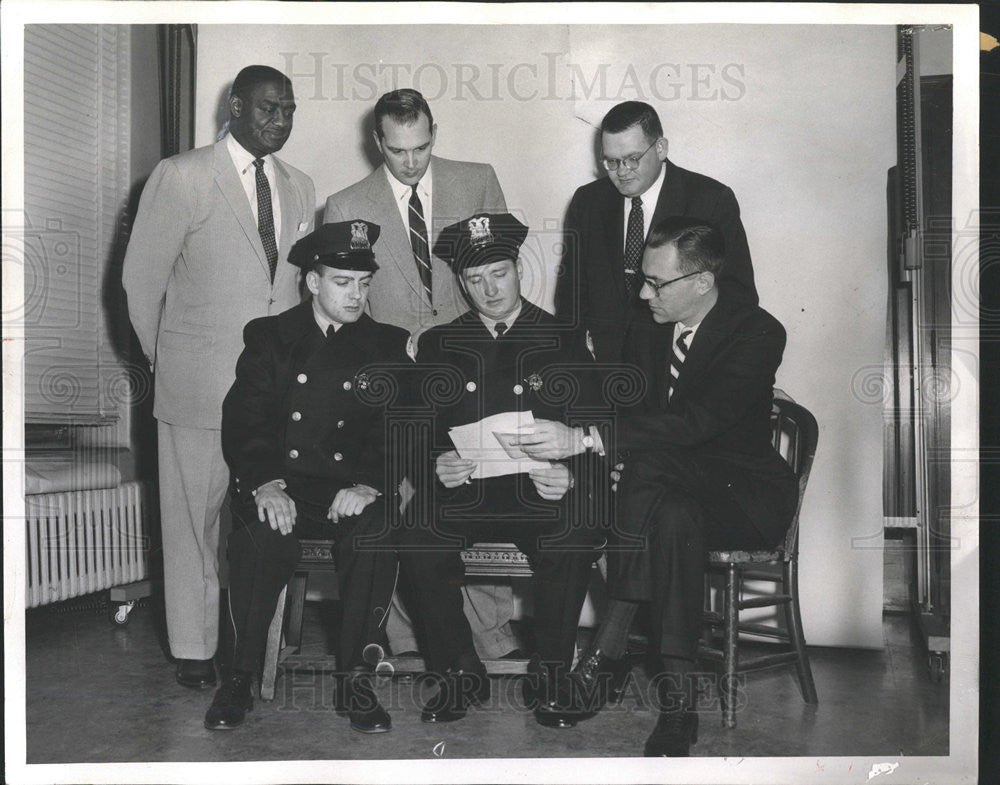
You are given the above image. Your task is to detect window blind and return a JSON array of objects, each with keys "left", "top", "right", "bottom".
[{"left": 23, "top": 25, "right": 130, "bottom": 423}]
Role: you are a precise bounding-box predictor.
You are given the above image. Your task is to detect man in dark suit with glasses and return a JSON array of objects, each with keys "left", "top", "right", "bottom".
[{"left": 556, "top": 100, "right": 757, "bottom": 365}]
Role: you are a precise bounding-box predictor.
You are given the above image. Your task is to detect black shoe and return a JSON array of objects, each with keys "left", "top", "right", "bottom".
[
  {"left": 520, "top": 654, "right": 548, "bottom": 710},
  {"left": 420, "top": 665, "right": 490, "bottom": 723},
  {"left": 526, "top": 656, "right": 580, "bottom": 729},
  {"left": 643, "top": 708, "right": 698, "bottom": 756},
  {"left": 176, "top": 657, "right": 217, "bottom": 690},
  {"left": 344, "top": 673, "right": 391, "bottom": 734},
  {"left": 570, "top": 648, "right": 630, "bottom": 713},
  {"left": 204, "top": 673, "right": 253, "bottom": 730}
]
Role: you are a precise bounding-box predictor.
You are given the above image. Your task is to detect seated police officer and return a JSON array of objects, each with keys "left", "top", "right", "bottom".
[
  {"left": 395, "top": 212, "right": 604, "bottom": 729},
  {"left": 205, "top": 220, "right": 409, "bottom": 733}
]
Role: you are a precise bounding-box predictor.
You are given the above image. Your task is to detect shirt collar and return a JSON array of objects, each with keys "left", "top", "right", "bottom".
[
  {"left": 384, "top": 160, "right": 433, "bottom": 202},
  {"left": 226, "top": 132, "right": 270, "bottom": 174},
  {"left": 478, "top": 299, "right": 523, "bottom": 336},
  {"left": 674, "top": 318, "right": 701, "bottom": 346},
  {"left": 312, "top": 301, "right": 343, "bottom": 336},
  {"left": 626, "top": 161, "right": 666, "bottom": 208}
]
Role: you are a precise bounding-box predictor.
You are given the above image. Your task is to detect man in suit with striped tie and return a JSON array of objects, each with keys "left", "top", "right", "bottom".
[
  {"left": 324, "top": 88, "right": 519, "bottom": 662},
  {"left": 517, "top": 217, "right": 798, "bottom": 756},
  {"left": 550, "top": 100, "right": 759, "bottom": 736}
]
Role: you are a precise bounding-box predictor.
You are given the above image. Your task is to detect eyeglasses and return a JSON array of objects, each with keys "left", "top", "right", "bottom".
[
  {"left": 641, "top": 270, "right": 700, "bottom": 294},
  {"left": 601, "top": 139, "right": 658, "bottom": 172}
]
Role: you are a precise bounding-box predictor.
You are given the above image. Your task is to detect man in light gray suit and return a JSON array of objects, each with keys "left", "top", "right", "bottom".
[
  {"left": 324, "top": 88, "right": 517, "bottom": 659},
  {"left": 123, "top": 65, "right": 315, "bottom": 690}
]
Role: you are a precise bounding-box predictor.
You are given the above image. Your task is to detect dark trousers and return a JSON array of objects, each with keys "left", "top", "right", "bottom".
[
  {"left": 226, "top": 495, "right": 396, "bottom": 674},
  {"left": 624, "top": 452, "right": 780, "bottom": 661},
  {"left": 395, "top": 500, "right": 601, "bottom": 674}
]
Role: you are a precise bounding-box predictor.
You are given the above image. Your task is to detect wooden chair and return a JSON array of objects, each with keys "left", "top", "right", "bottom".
[
  {"left": 259, "top": 539, "right": 339, "bottom": 701},
  {"left": 259, "top": 542, "right": 537, "bottom": 700},
  {"left": 698, "top": 398, "right": 820, "bottom": 728}
]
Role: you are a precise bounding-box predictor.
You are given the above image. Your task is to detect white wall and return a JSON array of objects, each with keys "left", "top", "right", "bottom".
[{"left": 196, "top": 24, "right": 896, "bottom": 648}]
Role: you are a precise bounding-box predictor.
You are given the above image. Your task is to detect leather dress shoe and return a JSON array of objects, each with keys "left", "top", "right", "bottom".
[
  {"left": 421, "top": 666, "right": 490, "bottom": 723},
  {"left": 533, "top": 692, "right": 579, "bottom": 729},
  {"left": 570, "top": 648, "right": 630, "bottom": 714},
  {"left": 525, "top": 656, "right": 581, "bottom": 729},
  {"left": 204, "top": 673, "right": 253, "bottom": 730},
  {"left": 643, "top": 708, "right": 698, "bottom": 756},
  {"left": 344, "top": 673, "right": 391, "bottom": 734},
  {"left": 176, "top": 658, "right": 217, "bottom": 690}
]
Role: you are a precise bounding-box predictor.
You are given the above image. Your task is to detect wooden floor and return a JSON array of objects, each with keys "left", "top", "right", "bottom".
[{"left": 19, "top": 595, "right": 951, "bottom": 773}]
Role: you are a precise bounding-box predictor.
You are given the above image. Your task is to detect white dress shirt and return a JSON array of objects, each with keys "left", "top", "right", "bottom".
[
  {"left": 477, "top": 300, "right": 523, "bottom": 338},
  {"left": 385, "top": 162, "right": 434, "bottom": 237},
  {"left": 622, "top": 163, "right": 666, "bottom": 251},
  {"left": 673, "top": 319, "right": 701, "bottom": 352},
  {"left": 312, "top": 301, "right": 343, "bottom": 336},
  {"left": 227, "top": 133, "right": 282, "bottom": 249}
]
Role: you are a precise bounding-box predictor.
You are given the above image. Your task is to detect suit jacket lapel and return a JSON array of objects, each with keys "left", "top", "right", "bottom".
[
  {"left": 670, "top": 296, "right": 732, "bottom": 403},
  {"left": 651, "top": 159, "right": 686, "bottom": 228},
  {"left": 367, "top": 168, "right": 425, "bottom": 300},
  {"left": 273, "top": 156, "right": 303, "bottom": 291},
  {"left": 425, "top": 157, "right": 466, "bottom": 303},
  {"left": 602, "top": 181, "right": 628, "bottom": 305},
  {"left": 213, "top": 140, "right": 271, "bottom": 280}
]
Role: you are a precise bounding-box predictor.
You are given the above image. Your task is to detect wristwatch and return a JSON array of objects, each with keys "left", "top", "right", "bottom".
[{"left": 581, "top": 429, "right": 595, "bottom": 451}]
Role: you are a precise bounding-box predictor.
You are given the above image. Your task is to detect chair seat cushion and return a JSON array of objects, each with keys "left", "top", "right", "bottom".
[{"left": 708, "top": 548, "right": 784, "bottom": 564}]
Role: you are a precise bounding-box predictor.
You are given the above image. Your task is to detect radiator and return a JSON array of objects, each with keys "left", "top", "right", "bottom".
[{"left": 25, "top": 481, "right": 150, "bottom": 608}]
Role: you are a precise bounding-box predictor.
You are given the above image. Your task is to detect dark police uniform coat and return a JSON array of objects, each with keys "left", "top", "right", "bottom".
[
  {"left": 223, "top": 301, "right": 410, "bottom": 515},
  {"left": 221, "top": 300, "right": 410, "bottom": 672},
  {"left": 397, "top": 298, "right": 604, "bottom": 671},
  {"left": 415, "top": 298, "right": 601, "bottom": 540}
]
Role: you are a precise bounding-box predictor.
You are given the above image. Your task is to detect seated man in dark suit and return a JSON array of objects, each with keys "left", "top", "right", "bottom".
[
  {"left": 517, "top": 217, "right": 799, "bottom": 756},
  {"left": 396, "top": 212, "right": 605, "bottom": 729},
  {"left": 205, "top": 221, "right": 409, "bottom": 733}
]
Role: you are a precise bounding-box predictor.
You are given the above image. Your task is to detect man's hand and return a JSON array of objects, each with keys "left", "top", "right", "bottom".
[
  {"left": 514, "top": 420, "right": 584, "bottom": 460},
  {"left": 255, "top": 481, "right": 297, "bottom": 535},
  {"left": 529, "top": 463, "right": 574, "bottom": 501},
  {"left": 436, "top": 450, "right": 476, "bottom": 488},
  {"left": 328, "top": 484, "right": 379, "bottom": 523}
]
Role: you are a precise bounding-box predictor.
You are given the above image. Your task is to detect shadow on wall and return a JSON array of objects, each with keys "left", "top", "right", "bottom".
[{"left": 102, "top": 176, "right": 157, "bottom": 483}]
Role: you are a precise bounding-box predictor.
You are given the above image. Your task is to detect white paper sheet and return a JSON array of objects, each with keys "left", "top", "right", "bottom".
[{"left": 448, "top": 410, "right": 553, "bottom": 479}]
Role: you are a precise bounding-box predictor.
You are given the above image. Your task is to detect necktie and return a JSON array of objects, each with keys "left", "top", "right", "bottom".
[
  {"left": 668, "top": 329, "right": 692, "bottom": 401},
  {"left": 253, "top": 159, "right": 278, "bottom": 282},
  {"left": 494, "top": 322, "right": 508, "bottom": 338},
  {"left": 408, "top": 185, "right": 432, "bottom": 303},
  {"left": 623, "top": 196, "right": 644, "bottom": 299}
]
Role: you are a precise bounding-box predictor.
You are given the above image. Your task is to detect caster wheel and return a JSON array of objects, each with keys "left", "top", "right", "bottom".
[{"left": 109, "top": 601, "right": 135, "bottom": 626}]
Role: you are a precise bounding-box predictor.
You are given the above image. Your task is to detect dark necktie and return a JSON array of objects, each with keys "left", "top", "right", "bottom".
[
  {"left": 408, "top": 184, "right": 432, "bottom": 303},
  {"left": 253, "top": 159, "right": 278, "bottom": 282},
  {"left": 668, "top": 329, "right": 692, "bottom": 401},
  {"left": 623, "top": 196, "right": 644, "bottom": 299},
  {"left": 494, "top": 322, "right": 508, "bottom": 338}
]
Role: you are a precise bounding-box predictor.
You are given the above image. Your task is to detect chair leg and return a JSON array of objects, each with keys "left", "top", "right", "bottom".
[
  {"left": 285, "top": 573, "right": 308, "bottom": 651},
  {"left": 783, "top": 559, "right": 818, "bottom": 704},
  {"left": 260, "top": 584, "right": 288, "bottom": 702},
  {"left": 721, "top": 563, "right": 739, "bottom": 729}
]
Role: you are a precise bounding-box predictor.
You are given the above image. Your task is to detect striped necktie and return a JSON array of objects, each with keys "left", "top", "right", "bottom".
[
  {"left": 494, "top": 322, "right": 508, "bottom": 338},
  {"left": 252, "top": 159, "right": 278, "bottom": 282},
  {"left": 668, "top": 329, "right": 692, "bottom": 401},
  {"left": 408, "top": 184, "right": 432, "bottom": 303}
]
